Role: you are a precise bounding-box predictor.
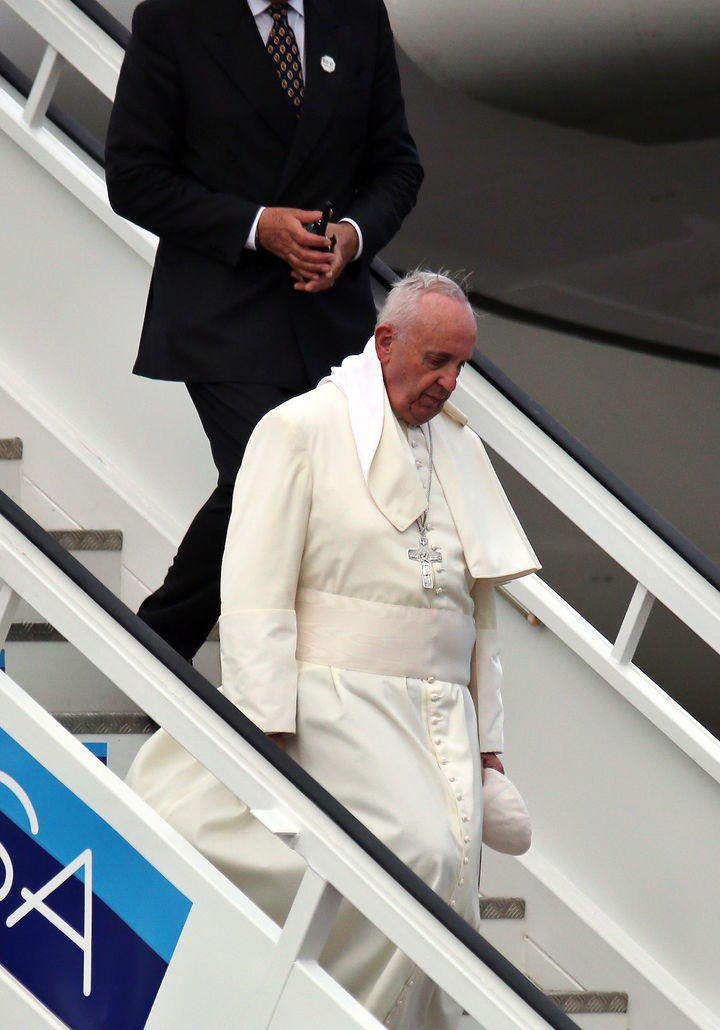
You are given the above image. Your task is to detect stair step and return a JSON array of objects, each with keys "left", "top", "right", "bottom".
[
  {"left": 479, "top": 896, "right": 525, "bottom": 919},
  {"left": 0, "top": 437, "right": 23, "bottom": 460},
  {"left": 0, "top": 437, "right": 23, "bottom": 502},
  {"left": 48, "top": 528, "right": 122, "bottom": 551},
  {"left": 7, "top": 622, "right": 65, "bottom": 642},
  {"left": 53, "top": 711, "right": 157, "bottom": 735},
  {"left": 15, "top": 528, "right": 123, "bottom": 621},
  {"left": 2, "top": 635, "right": 142, "bottom": 714},
  {"left": 547, "top": 991, "right": 628, "bottom": 1014},
  {"left": 51, "top": 711, "right": 156, "bottom": 779}
]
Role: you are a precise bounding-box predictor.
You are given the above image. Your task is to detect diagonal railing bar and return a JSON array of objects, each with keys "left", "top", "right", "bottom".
[
  {"left": 0, "top": 48, "right": 104, "bottom": 163},
  {"left": 0, "top": 483, "right": 581, "bottom": 1030},
  {"left": 67, "top": 0, "right": 128, "bottom": 48}
]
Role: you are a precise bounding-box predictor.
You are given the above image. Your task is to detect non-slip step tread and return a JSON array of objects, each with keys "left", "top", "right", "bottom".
[
  {"left": 48, "top": 529, "right": 122, "bottom": 551},
  {"left": 7, "top": 622, "right": 66, "bottom": 642},
  {"left": 480, "top": 896, "right": 525, "bottom": 920},
  {"left": 53, "top": 711, "right": 158, "bottom": 735},
  {"left": 0, "top": 438, "right": 23, "bottom": 460},
  {"left": 547, "top": 990, "right": 628, "bottom": 1014}
]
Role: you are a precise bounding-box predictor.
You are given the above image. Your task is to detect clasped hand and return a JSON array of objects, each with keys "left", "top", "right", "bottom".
[{"left": 257, "top": 207, "right": 358, "bottom": 293}]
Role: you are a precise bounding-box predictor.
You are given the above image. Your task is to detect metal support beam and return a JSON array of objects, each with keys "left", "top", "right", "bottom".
[
  {"left": 0, "top": 580, "right": 20, "bottom": 648},
  {"left": 23, "top": 44, "right": 65, "bottom": 129},
  {"left": 611, "top": 582, "right": 656, "bottom": 665},
  {"left": 251, "top": 867, "right": 344, "bottom": 1028}
]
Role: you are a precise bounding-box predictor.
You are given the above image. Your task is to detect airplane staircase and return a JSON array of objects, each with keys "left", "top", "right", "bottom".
[{"left": 1, "top": 2, "right": 719, "bottom": 1028}]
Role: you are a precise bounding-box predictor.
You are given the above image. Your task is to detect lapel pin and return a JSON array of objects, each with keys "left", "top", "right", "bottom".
[{"left": 320, "top": 55, "right": 336, "bottom": 73}]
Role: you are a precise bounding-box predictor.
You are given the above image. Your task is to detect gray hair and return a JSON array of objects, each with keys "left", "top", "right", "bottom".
[{"left": 376, "top": 270, "right": 470, "bottom": 338}]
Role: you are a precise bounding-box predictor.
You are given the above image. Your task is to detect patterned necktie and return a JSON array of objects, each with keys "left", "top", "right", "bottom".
[{"left": 266, "top": 3, "right": 304, "bottom": 113}]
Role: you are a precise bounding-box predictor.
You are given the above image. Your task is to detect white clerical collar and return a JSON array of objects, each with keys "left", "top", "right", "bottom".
[
  {"left": 247, "top": 0, "right": 304, "bottom": 16},
  {"left": 320, "top": 339, "right": 432, "bottom": 531},
  {"left": 321, "top": 340, "right": 539, "bottom": 582}
]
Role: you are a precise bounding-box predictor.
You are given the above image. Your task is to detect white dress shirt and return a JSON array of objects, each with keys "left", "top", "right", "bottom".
[{"left": 244, "top": 0, "right": 363, "bottom": 257}]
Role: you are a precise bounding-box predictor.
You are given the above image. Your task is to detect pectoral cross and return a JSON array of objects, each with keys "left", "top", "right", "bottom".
[{"left": 408, "top": 536, "right": 442, "bottom": 590}]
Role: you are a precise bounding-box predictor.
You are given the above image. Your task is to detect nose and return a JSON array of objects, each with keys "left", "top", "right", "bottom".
[{"left": 437, "top": 369, "right": 458, "bottom": 394}]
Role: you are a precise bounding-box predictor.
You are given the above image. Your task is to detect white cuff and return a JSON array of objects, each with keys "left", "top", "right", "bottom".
[
  {"left": 246, "top": 206, "right": 265, "bottom": 250},
  {"left": 219, "top": 609, "right": 298, "bottom": 734},
  {"left": 340, "top": 217, "right": 363, "bottom": 260}
]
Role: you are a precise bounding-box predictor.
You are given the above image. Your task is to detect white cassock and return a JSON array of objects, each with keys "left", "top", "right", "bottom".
[{"left": 127, "top": 341, "right": 539, "bottom": 1030}]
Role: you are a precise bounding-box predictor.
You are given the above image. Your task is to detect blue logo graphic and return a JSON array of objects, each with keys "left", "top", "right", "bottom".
[{"left": 0, "top": 728, "right": 192, "bottom": 1029}]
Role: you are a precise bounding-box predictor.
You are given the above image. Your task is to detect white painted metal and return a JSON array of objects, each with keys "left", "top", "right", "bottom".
[
  {"left": 0, "top": 579, "right": 20, "bottom": 644},
  {"left": 21, "top": 44, "right": 64, "bottom": 128},
  {"left": 455, "top": 370, "right": 720, "bottom": 655},
  {"left": 611, "top": 584, "right": 655, "bottom": 665},
  {"left": 485, "top": 593, "right": 720, "bottom": 1030},
  {"left": 0, "top": 511, "right": 563, "bottom": 1030},
  {"left": 3, "top": 0, "right": 124, "bottom": 100}
]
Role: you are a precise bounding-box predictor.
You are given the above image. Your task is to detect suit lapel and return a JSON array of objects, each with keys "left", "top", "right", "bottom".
[
  {"left": 199, "top": 0, "right": 298, "bottom": 147},
  {"left": 274, "top": 0, "right": 347, "bottom": 197}
]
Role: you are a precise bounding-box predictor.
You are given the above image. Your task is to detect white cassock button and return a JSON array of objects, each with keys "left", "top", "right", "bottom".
[
  {"left": 450, "top": 899, "right": 457, "bottom": 907},
  {"left": 415, "top": 459, "right": 422, "bottom": 468},
  {"left": 461, "top": 815, "right": 468, "bottom": 822},
  {"left": 411, "top": 440, "right": 417, "bottom": 448},
  {"left": 434, "top": 738, "right": 442, "bottom": 745},
  {"left": 455, "top": 793, "right": 463, "bottom": 801},
  {"left": 459, "top": 878, "right": 465, "bottom": 885},
  {"left": 408, "top": 979, "right": 415, "bottom": 987},
  {"left": 448, "top": 775, "right": 456, "bottom": 782},
  {"left": 464, "top": 835, "right": 471, "bottom": 843},
  {"left": 435, "top": 587, "right": 444, "bottom": 596},
  {"left": 427, "top": 676, "right": 435, "bottom": 684},
  {"left": 463, "top": 857, "right": 469, "bottom": 864},
  {"left": 426, "top": 523, "right": 434, "bottom": 531},
  {"left": 440, "top": 757, "right": 448, "bottom": 765},
  {"left": 431, "top": 693, "right": 439, "bottom": 701}
]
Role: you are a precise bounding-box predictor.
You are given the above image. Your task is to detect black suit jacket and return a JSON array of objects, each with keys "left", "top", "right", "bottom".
[{"left": 105, "top": 0, "right": 423, "bottom": 387}]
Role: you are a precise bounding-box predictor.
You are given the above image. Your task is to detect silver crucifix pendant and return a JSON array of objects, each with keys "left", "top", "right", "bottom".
[{"left": 408, "top": 536, "right": 442, "bottom": 589}]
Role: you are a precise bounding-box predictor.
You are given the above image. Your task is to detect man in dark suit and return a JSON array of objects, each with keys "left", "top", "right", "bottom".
[{"left": 105, "top": 0, "right": 422, "bottom": 661}]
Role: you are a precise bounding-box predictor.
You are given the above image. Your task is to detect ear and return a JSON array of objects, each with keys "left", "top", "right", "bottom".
[{"left": 374, "top": 323, "right": 393, "bottom": 366}]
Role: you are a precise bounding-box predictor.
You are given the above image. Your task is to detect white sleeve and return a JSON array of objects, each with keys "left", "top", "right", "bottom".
[
  {"left": 469, "top": 580, "right": 504, "bottom": 753},
  {"left": 219, "top": 410, "right": 311, "bottom": 734}
]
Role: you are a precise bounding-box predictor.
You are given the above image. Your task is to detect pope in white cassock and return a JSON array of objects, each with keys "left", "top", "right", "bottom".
[{"left": 127, "top": 271, "right": 540, "bottom": 1030}]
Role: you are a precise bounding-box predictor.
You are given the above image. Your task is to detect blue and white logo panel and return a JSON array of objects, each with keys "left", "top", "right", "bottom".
[{"left": 0, "top": 728, "right": 192, "bottom": 1029}]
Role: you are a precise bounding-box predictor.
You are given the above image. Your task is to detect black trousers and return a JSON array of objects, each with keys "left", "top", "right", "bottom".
[{"left": 138, "top": 381, "right": 303, "bottom": 659}]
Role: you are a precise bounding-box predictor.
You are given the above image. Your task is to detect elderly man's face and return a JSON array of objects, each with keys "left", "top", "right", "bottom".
[{"left": 375, "top": 293, "right": 477, "bottom": 426}]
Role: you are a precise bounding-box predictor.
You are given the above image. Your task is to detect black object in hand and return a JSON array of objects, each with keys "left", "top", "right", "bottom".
[{"left": 305, "top": 202, "right": 336, "bottom": 251}]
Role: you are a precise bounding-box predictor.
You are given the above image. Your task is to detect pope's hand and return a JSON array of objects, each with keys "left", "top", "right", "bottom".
[
  {"left": 257, "top": 207, "right": 334, "bottom": 281},
  {"left": 268, "top": 731, "right": 286, "bottom": 750},
  {"left": 481, "top": 752, "right": 504, "bottom": 774}
]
